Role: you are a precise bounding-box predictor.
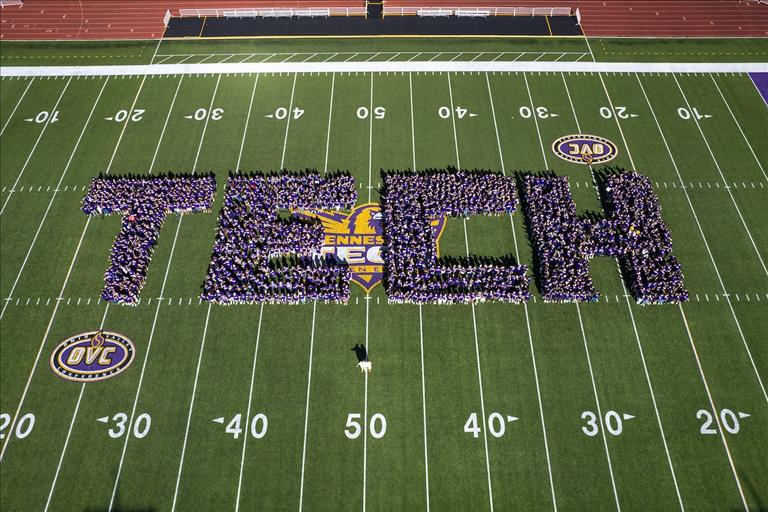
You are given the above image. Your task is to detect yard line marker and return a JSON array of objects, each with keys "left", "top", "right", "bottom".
[
  {"left": 446, "top": 72, "right": 494, "bottom": 512},
  {"left": 0, "top": 77, "right": 109, "bottom": 321},
  {"left": 367, "top": 72, "right": 374, "bottom": 202},
  {"left": 709, "top": 75, "right": 766, "bottom": 183},
  {"left": 672, "top": 76, "right": 767, "bottom": 278},
  {"left": 0, "top": 74, "right": 149, "bottom": 462},
  {"left": 561, "top": 71, "right": 684, "bottom": 510},
  {"left": 678, "top": 305, "right": 750, "bottom": 511},
  {"left": 636, "top": 74, "right": 767, "bottom": 405},
  {"left": 171, "top": 303, "right": 213, "bottom": 512},
  {"left": 0, "top": 77, "right": 34, "bottom": 136},
  {"left": 148, "top": 75, "right": 184, "bottom": 174},
  {"left": 485, "top": 71, "right": 556, "bottom": 510},
  {"left": 110, "top": 77, "right": 220, "bottom": 511},
  {"left": 280, "top": 73, "right": 298, "bottom": 170},
  {"left": 1, "top": 77, "right": 72, "bottom": 216},
  {"left": 298, "top": 302, "right": 317, "bottom": 512}
]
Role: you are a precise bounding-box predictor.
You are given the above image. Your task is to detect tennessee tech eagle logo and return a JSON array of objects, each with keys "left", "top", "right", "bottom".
[
  {"left": 50, "top": 330, "right": 135, "bottom": 382},
  {"left": 552, "top": 134, "right": 618, "bottom": 165},
  {"left": 296, "top": 203, "right": 446, "bottom": 291}
]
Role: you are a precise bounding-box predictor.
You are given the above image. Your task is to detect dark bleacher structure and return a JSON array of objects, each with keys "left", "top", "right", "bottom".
[{"left": 165, "top": 5, "right": 582, "bottom": 37}]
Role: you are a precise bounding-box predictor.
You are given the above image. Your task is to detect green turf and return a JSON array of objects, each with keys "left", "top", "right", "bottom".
[{"left": 0, "top": 38, "right": 767, "bottom": 512}]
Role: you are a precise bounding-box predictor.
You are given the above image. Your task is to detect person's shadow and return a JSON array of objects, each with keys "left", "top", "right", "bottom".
[{"left": 351, "top": 343, "right": 368, "bottom": 363}]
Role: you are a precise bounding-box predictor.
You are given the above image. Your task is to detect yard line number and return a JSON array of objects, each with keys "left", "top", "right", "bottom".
[
  {"left": 677, "top": 107, "right": 712, "bottom": 120},
  {"left": 518, "top": 106, "right": 557, "bottom": 119},
  {"left": 464, "top": 412, "right": 518, "bottom": 438},
  {"left": 267, "top": 107, "right": 303, "bottom": 120},
  {"left": 105, "top": 109, "right": 144, "bottom": 122},
  {"left": 581, "top": 410, "right": 635, "bottom": 437},
  {"left": 345, "top": 413, "right": 386, "bottom": 439},
  {"left": 97, "top": 413, "right": 151, "bottom": 439},
  {"left": 356, "top": 106, "right": 386, "bottom": 119},
  {"left": 0, "top": 413, "right": 35, "bottom": 440},
  {"left": 439, "top": 106, "right": 478, "bottom": 119},
  {"left": 213, "top": 414, "right": 268, "bottom": 440},
  {"left": 25, "top": 110, "right": 59, "bottom": 124},
  {"left": 599, "top": 106, "right": 638, "bottom": 119},
  {"left": 697, "top": 409, "right": 750, "bottom": 435},
  {"left": 186, "top": 107, "right": 224, "bottom": 121}
]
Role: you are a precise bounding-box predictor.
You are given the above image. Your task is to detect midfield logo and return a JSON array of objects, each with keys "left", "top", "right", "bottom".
[
  {"left": 49, "top": 330, "right": 135, "bottom": 383},
  {"left": 296, "top": 203, "right": 446, "bottom": 291},
  {"left": 552, "top": 134, "right": 618, "bottom": 165}
]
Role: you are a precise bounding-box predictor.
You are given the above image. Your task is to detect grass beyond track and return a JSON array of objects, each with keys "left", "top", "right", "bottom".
[{"left": 0, "top": 38, "right": 767, "bottom": 511}]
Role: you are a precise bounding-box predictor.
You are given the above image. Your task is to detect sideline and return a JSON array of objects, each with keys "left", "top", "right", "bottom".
[{"left": 2, "top": 60, "right": 767, "bottom": 77}]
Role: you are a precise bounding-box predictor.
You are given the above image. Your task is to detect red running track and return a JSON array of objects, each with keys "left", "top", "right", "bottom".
[{"left": 0, "top": 0, "right": 766, "bottom": 40}]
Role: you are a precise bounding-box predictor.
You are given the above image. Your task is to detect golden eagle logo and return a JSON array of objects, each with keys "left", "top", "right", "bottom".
[{"left": 296, "top": 203, "right": 446, "bottom": 292}]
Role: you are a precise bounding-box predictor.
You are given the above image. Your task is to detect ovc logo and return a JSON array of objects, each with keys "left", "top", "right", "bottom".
[
  {"left": 552, "top": 134, "right": 618, "bottom": 165},
  {"left": 49, "top": 330, "right": 135, "bottom": 382}
]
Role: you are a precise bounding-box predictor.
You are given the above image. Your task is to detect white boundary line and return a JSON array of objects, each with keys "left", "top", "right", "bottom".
[
  {"left": 280, "top": 73, "right": 297, "bottom": 169},
  {"left": 0, "top": 76, "right": 34, "bottom": 136},
  {"left": 0, "top": 77, "right": 72, "bottom": 215},
  {"left": 446, "top": 72, "right": 494, "bottom": 512},
  {"left": 709, "top": 75, "right": 767, "bottom": 182},
  {"left": 484, "top": 71, "right": 556, "bottom": 511},
  {"left": 0, "top": 77, "right": 108, "bottom": 320},
  {"left": 0, "top": 75, "right": 149, "bottom": 463},
  {"left": 236, "top": 74, "right": 260, "bottom": 171},
  {"left": 148, "top": 75, "right": 185, "bottom": 173},
  {"left": 2, "top": 61, "right": 767, "bottom": 78},
  {"left": 560, "top": 71, "right": 684, "bottom": 511}
]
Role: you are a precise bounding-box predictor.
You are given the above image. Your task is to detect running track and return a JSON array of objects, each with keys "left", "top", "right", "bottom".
[{"left": 0, "top": 0, "right": 766, "bottom": 40}]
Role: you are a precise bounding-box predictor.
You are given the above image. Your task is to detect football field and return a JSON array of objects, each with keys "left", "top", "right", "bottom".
[{"left": 0, "top": 37, "right": 767, "bottom": 511}]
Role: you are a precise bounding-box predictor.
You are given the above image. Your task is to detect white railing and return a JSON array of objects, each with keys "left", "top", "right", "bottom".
[
  {"left": 178, "top": 6, "right": 365, "bottom": 17},
  {"left": 385, "top": 6, "right": 572, "bottom": 17},
  {"left": 0, "top": 0, "right": 23, "bottom": 7}
]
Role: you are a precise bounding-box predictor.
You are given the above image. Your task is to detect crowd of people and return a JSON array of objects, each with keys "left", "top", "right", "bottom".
[
  {"left": 81, "top": 173, "right": 216, "bottom": 305},
  {"left": 522, "top": 174, "right": 600, "bottom": 302},
  {"left": 381, "top": 170, "right": 530, "bottom": 304},
  {"left": 521, "top": 172, "right": 687, "bottom": 304},
  {"left": 601, "top": 171, "right": 688, "bottom": 304},
  {"left": 200, "top": 172, "right": 357, "bottom": 304}
]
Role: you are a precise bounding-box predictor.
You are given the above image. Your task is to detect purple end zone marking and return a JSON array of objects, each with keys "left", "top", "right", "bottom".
[{"left": 749, "top": 73, "right": 768, "bottom": 107}]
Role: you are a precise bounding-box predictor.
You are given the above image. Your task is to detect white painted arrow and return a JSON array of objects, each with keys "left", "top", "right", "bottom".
[
  {"left": 623, "top": 413, "right": 635, "bottom": 421},
  {"left": 738, "top": 412, "right": 750, "bottom": 419},
  {"left": 630, "top": 114, "right": 639, "bottom": 118},
  {"left": 184, "top": 114, "right": 193, "bottom": 119},
  {"left": 24, "top": 118, "right": 33, "bottom": 122},
  {"left": 703, "top": 114, "right": 713, "bottom": 119},
  {"left": 507, "top": 415, "right": 519, "bottom": 423},
  {"left": 212, "top": 417, "right": 225, "bottom": 424},
  {"left": 265, "top": 114, "right": 274, "bottom": 118},
  {"left": 469, "top": 113, "right": 478, "bottom": 117},
  {"left": 105, "top": 116, "right": 113, "bottom": 121},
  {"left": 550, "top": 113, "right": 559, "bottom": 117},
  {"left": 97, "top": 416, "right": 110, "bottom": 423}
]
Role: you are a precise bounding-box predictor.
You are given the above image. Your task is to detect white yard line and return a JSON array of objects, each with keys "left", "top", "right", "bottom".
[
  {"left": 299, "top": 73, "right": 335, "bottom": 512},
  {"left": 0, "top": 77, "right": 108, "bottom": 321},
  {"left": 560, "top": 72, "right": 683, "bottom": 511},
  {"left": 678, "top": 305, "right": 750, "bottom": 511},
  {"left": 367, "top": 72, "right": 374, "bottom": 202},
  {"left": 0, "top": 75, "right": 149, "bottom": 463},
  {"left": 575, "top": 304, "right": 621, "bottom": 512},
  {"left": 280, "top": 73, "right": 298, "bottom": 169},
  {"left": 1, "top": 77, "right": 72, "bottom": 216},
  {"left": 298, "top": 302, "right": 317, "bottom": 512},
  {"left": 409, "top": 73, "right": 430, "bottom": 511},
  {"left": 2, "top": 62, "right": 767, "bottom": 78},
  {"left": 110, "top": 76, "right": 221, "bottom": 512},
  {"left": 0, "top": 76, "right": 34, "bottom": 136},
  {"left": 672, "top": 75, "right": 767, "bottom": 277},
  {"left": 362, "top": 296, "right": 370, "bottom": 512},
  {"left": 523, "top": 70, "right": 621, "bottom": 510},
  {"left": 446, "top": 72, "right": 494, "bottom": 512},
  {"left": 484, "top": 71, "right": 556, "bottom": 511},
  {"left": 236, "top": 74, "right": 259, "bottom": 170},
  {"left": 709, "top": 75, "right": 767, "bottom": 182},
  {"left": 636, "top": 74, "right": 767, "bottom": 405},
  {"left": 148, "top": 75, "right": 184, "bottom": 174}
]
